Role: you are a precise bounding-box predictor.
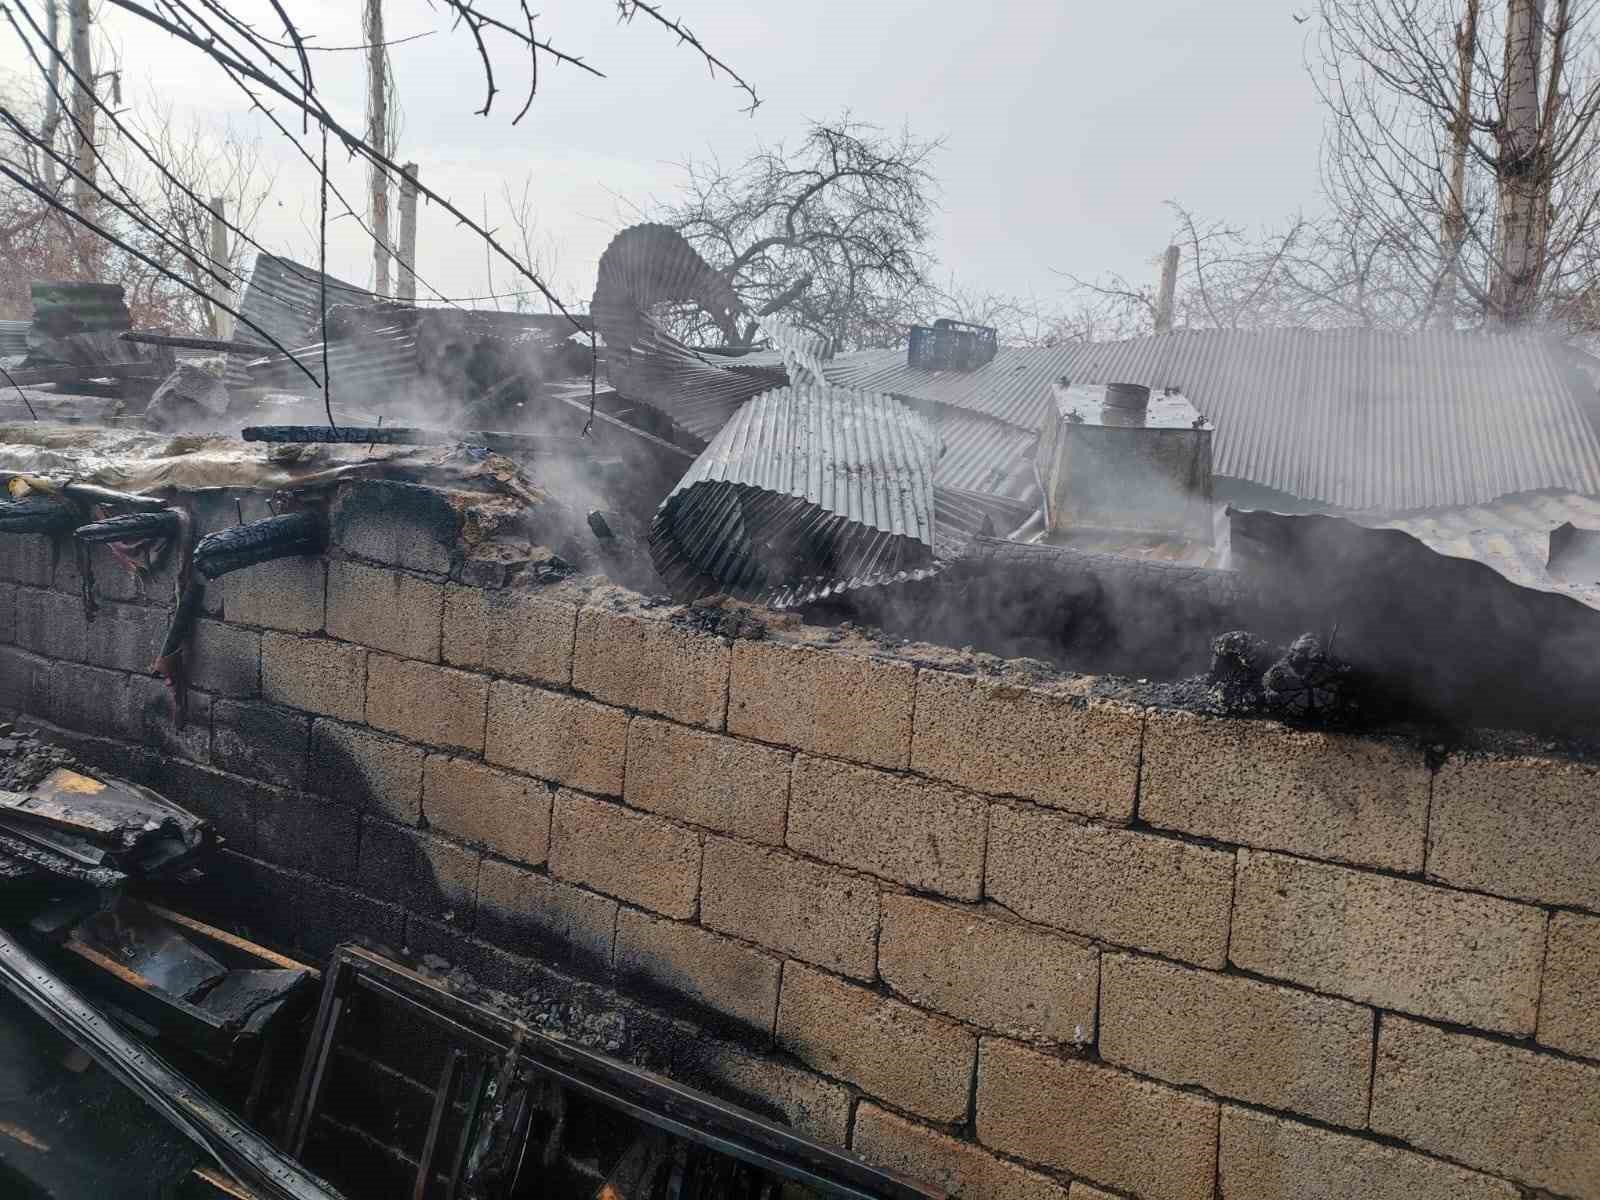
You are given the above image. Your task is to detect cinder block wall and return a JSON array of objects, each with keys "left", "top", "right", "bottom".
[{"left": 2, "top": 480, "right": 1599, "bottom": 1200}]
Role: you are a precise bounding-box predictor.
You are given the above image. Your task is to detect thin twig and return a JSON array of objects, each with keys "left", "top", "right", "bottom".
[{"left": 0, "top": 364, "right": 39, "bottom": 421}]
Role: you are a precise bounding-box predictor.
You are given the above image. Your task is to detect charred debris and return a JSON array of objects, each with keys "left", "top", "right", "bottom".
[{"left": 8, "top": 238, "right": 1600, "bottom": 740}]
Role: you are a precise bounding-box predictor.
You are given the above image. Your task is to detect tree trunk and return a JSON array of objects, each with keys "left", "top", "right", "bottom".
[
  {"left": 1436, "top": 0, "right": 1479, "bottom": 328},
  {"left": 39, "top": 0, "right": 63, "bottom": 194},
  {"left": 1491, "top": 0, "right": 1548, "bottom": 325},
  {"left": 68, "top": 0, "right": 94, "bottom": 215},
  {"left": 365, "top": 0, "right": 390, "bottom": 297}
]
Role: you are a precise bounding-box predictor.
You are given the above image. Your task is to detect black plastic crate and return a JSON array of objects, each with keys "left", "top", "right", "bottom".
[{"left": 907, "top": 319, "right": 998, "bottom": 371}]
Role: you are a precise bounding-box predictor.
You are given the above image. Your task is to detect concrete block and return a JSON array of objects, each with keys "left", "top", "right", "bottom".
[
  {"left": 1430, "top": 752, "right": 1600, "bottom": 910},
  {"left": 548, "top": 790, "right": 701, "bottom": 919},
  {"left": 677, "top": 1041, "right": 851, "bottom": 1145},
  {"left": 1231, "top": 850, "right": 1545, "bottom": 1035},
  {"left": 1100, "top": 953, "right": 1373, "bottom": 1127},
  {"left": 357, "top": 819, "right": 481, "bottom": 924},
  {"left": 308, "top": 720, "right": 423, "bottom": 822},
  {"left": 81, "top": 601, "right": 167, "bottom": 673},
  {"left": 701, "top": 837, "right": 878, "bottom": 979},
  {"left": 144, "top": 758, "right": 257, "bottom": 854},
  {"left": 16, "top": 587, "right": 86, "bottom": 661},
  {"left": 1067, "top": 1187, "right": 1118, "bottom": 1200},
  {"left": 986, "top": 804, "right": 1233, "bottom": 967},
  {"left": 1539, "top": 911, "right": 1600, "bottom": 1060},
  {"left": 367, "top": 654, "right": 488, "bottom": 751},
  {"left": 1, "top": 535, "right": 55, "bottom": 587},
  {"left": 777, "top": 962, "right": 974, "bottom": 1122},
  {"left": 326, "top": 560, "right": 443, "bottom": 662},
  {"left": 1219, "top": 1105, "right": 1519, "bottom": 1200},
  {"left": 211, "top": 700, "right": 310, "bottom": 790},
  {"left": 879, "top": 895, "right": 1096, "bottom": 1044},
  {"left": 260, "top": 633, "right": 365, "bottom": 721},
  {"left": 484, "top": 682, "right": 627, "bottom": 796},
  {"left": 573, "top": 605, "right": 729, "bottom": 729},
  {"left": 189, "top": 619, "right": 260, "bottom": 697},
  {"left": 788, "top": 755, "right": 985, "bottom": 899},
  {"left": 442, "top": 584, "right": 575, "bottom": 684},
  {"left": 126, "top": 676, "right": 211, "bottom": 763},
  {"left": 0, "top": 647, "right": 47, "bottom": 714},
  {"left": 728, "top": 640, "right": 914, "bottom": 769},
  {"left": 476, "top": 859, "right": 617, "bottom": 970},
  {"left": 1370, "top": 1015, "right": 1600, "bottom": 1197},
  {"left": 332, "top": 479, "right": 457, "bottom": 574},
  {"left": 912, "top": 670, "right": 1141, "bottom": 819},
  {"left": 853, "top": 1103, "right": 1071, "bottom": 1200},
  {"left": 222, "top": 557, "right": 325, "bottom": 632},
  {"left": 422, "top": 755, "right": 550, "bottom": 865},
  {"left": 38, "top": 661, "right": 133, "bottom": 739},
  {"left": 253, "top": 786, "right": 359, "bottom": 882},
  {"left": 624, "top": 717, "right": 789, "bottom": 844},
  {"left": 976, "top": 1038, "right": 1216, "bottom": 1200},
  {"left": 615, "top": 908, "right": 781, "bottom": 1033},
  {"left": 1141, "top": 711, "right": 1430, "bottom": 871}
]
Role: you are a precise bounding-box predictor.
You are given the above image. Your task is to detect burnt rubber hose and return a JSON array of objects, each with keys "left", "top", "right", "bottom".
[
  {"left": 0, "top": 495, "right": 76, "bottom": 534},
  {"left": 74, "top": 509, "right": 184, "bottom": 543},
  {"left": 192, "top": 511, "right": 323, "bottom": 580}
]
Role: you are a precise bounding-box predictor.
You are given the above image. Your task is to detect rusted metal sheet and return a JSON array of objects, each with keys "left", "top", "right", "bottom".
[
  {"left": 650, "top": 383, "right": 940, "bottom": 607},
  {"left": 826, "top": 329, "right": 1600, "bottom": 511}
]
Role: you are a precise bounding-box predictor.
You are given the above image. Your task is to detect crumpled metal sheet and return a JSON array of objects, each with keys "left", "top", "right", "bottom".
[
  {"left": 650, "top": 383, "right": 941, "bottom": 607},
  {"left": 592, "top": 224, "right": 782, "bottom": 444}
]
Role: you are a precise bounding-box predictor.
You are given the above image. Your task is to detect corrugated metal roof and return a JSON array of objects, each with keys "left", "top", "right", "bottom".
[
  {"left": 226, "top": 254, "right": 375, "bottom": 389},
  {"left": 1365, "top": 489, "right": 1600, "bottom": 609},
  {"left": 826, "top": 329, "right": 1600, "bottom": 512},
  {"left": 650, "top": 383, "right": 940, "bottom": 607},
  {"left": 0, "top": 321, "right": 29, "bottom": 357}
]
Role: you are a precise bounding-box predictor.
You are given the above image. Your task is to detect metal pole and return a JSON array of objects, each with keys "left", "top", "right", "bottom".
[
  {"left": 208, "top": 195, "right": 234, "bottom": 339},
  {"left": 1154, "top": 244, "right": 1180, "bottom": 334},
  {"left": 398, "top": 162, "right": 419, "bottom": 303}
]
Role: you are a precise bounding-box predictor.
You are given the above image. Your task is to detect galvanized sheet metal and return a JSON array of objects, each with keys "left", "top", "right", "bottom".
[
  {"left": 0, "top": 320, "right": 29, "bottom": 357},
  {"left": 591, "top": 224, "right": 779, "bottom": 444},
  {"left": 650, "top": 383, "right": 940, "bottom": 607},
  {"left": 826, "top": 330, "right": 1600, "bottom": 512},
  {"left": 1367, "top": 489, "right": 1600, "bottom": 609},
  {"left": 226, "top": 254, "right": 376, "bottom": 389}
]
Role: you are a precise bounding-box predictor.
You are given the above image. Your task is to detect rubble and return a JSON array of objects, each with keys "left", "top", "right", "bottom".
[{"left": 144, "top": 361, "right": 231, "bottom": 430}]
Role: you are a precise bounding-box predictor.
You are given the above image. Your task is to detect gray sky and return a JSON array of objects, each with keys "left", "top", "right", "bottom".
[{"left": 4, "top": 1, "right": 1328, "bottom": 311}]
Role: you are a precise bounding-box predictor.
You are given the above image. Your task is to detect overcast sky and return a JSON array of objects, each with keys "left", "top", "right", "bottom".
[{"left": 3, "top": 0, "right": 1328, "bottom": 312}]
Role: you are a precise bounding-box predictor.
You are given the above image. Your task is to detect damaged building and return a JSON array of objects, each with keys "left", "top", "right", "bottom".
[{"left": 0, "top": 236, "right": 1598, "bottom": 1200}]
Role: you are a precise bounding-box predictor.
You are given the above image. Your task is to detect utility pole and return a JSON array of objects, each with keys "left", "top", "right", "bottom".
[
  {"left": 366, "top": 0, "right": 391, "bottom": 297},
  {"left": 69, "top": 0, "right": 95, "bottom": 214},
  {"left": 397, "top": 163, "right": 419, "bottom": 303},
  {"left": 208, "top": 196, "right": 234, "bottom": 339},
  {"left": 1154, "top": 244, "right": 1180, "bottom": 334}
]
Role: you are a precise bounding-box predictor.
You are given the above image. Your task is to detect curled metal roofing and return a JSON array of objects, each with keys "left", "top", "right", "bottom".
[
  {"left": 826, "top": 329, "right": 1600, "bottom": 512},
  {"left": 650, "top": 383, "right": 940, "bottom": 607}
]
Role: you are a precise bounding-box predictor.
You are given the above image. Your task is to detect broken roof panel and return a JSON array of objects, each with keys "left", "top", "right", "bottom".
[
  {"left": 650, "top": 383, "right": 940, "bottom": 607},
  {"left": 827, "top": 329, "right": 1600, "bottom": 512}
]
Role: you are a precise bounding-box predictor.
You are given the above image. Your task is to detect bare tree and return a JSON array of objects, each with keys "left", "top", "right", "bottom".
[
  {"left": 654, "top": 115, "right": 941, "bottom": 351},
  {"left": 0, "top": 0, "right": 761, "bottom": 385},
  {"left": 1315, "top": 0, "right": 1600, "bottom": 328}
]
